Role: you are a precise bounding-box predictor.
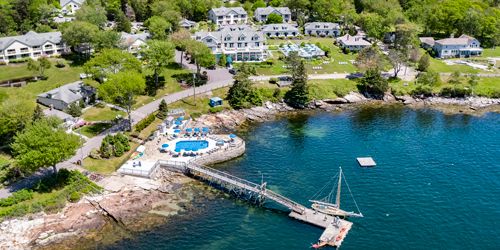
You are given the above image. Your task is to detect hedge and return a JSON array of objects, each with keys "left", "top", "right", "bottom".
[{"left": 134, "top": 113, "right": 156, "bottom": 132}]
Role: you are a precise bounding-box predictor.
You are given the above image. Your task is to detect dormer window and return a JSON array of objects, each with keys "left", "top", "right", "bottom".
[{"left": 238, "top": 35, "right": 246, "bottom": 41}]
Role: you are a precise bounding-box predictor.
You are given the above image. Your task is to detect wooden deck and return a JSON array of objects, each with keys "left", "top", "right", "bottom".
[{"left": 159, "top": 160, "right": 353, "bottom": 248}]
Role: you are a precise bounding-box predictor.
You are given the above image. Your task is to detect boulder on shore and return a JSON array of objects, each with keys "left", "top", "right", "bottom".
[{"left": 343, "top": 92, "right": 367, "bottom": 103}]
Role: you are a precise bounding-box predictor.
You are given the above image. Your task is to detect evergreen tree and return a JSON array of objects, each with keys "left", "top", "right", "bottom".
[
  {"left": 157, "top": 99, "right": 169, "bottom": 119},
  {"left": 285, "top": 61, "right": 309, "bottom": 108},
  {"left": 417, "top": 54, "right": 430, "bottom": 72},
  {"left": 32, "top": 105, "right": 44, "bottom": 122},
  {"left": 66, "top": 102, "right": 82, "bottom": 117},
  {"left": 358, "top": 69, "right": 389, "bottom": 98},
  {"left": 227, "top": 64, "right": 260, "bottom": 109}
]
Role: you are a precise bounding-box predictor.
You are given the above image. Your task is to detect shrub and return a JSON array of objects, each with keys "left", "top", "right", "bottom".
[
  {"left": 9, "top": 58, "right": 30, "bottom": 64},
  {"left": 113, "top": 142, "right": 125, "bottom": 157},
  {"left": 55, "top": 60, "right": 66, "bottom": 68},
  {"left": 269, "top": 78, "right": 278, "bottom": 84},
  {"left": 0, "top": 189, "right": 33, "bottom": 207},
  {"left": 440, "top": 86, "right": 472, "bottom": 98},
  {"left": 411, "top": 85, "right": 433, "bottom": 97},
  {"left": 89, "top": 149, "right": 101, "bottom": 159},
  {"left": 0, "top": 61, "right": 7, "bottom": 66},
  {"left": 69, "top": 191, "right": 81, "bottom": 202},
  {"left": 94, "top": 102, "right": 105, "bottom": 108},
  {"left": 134, "top": 113, "right": 156, "bottom": 132},
  {"left": 209, "top": 106, "right": 224, "bottom": 113}
]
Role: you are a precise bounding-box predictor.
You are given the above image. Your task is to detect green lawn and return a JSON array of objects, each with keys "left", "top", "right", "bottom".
[
  {"left": 169, "top": 87, "right": 231, "bottom": 117},
  {"left": 474, "top": 77, "right": 500, "bottom": 97},
  {"left": 0, "top": 59, "right": 84, "bottom": 104},
  {"left": 82, "top": 106, "right": 125, "bottom": 122},
  {"left": 137, "top": 117, "right": 163, "bottom": 140},
  {"left": 428, "top": 58, "right": 482, "bottom": 74},
  {"left": 308, "top": 79, "right": 359, "bottom": 99},
  {"left": 75, "top": 123, "right": 113, "bottom": 138},
  {"left": 133, "top": 65, "right": 190, "bottom": 109},
  {"left": 249, "top": 37, "right": 358, "bottom": 75},
  {"left": 481, "top": 47, "right": 500, "bottom": 58},
  {"left": 83, "top": 142, "right": 140, "bottom": 175}
]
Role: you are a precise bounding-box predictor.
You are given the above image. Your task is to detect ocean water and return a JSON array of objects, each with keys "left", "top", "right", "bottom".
[{"left": 109, "top": 106, "right": 500, "bottom": 250}]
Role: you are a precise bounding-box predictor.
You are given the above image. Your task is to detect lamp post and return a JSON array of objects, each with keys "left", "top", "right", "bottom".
[{"left": 192, "top": 72, "right": 196, "bottom": 106}]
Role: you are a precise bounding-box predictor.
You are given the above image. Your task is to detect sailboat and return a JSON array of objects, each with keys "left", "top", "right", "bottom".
[{"left": 309, "top": 167, "right": 363, "bottom": 218}]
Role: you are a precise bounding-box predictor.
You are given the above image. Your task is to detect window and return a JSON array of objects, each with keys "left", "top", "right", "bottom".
[
  {"left": 255, "top": 42, "right": 260, "bottom": 46},
  {"left": 206, "top": 38, "right": 212, "bottom": 43}
]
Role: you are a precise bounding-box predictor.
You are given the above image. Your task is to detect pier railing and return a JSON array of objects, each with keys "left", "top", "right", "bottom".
[{"left": 157, "top": 160, "right": 306, "bottom": 213}]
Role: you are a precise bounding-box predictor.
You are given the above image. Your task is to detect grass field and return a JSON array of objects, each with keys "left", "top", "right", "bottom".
[
  {"left": 0, "top": 59, "right": 84, "bottom": 104},
  {"left": 481, "top": 47, "right": 500, "bottom": 58},
  {"left": 83, "top": 142, "right": 140, "bottom": 175},
  {"left": 168, "top": 87, "right": 231, "bottom": 117},
  {"left": 75, "top": 123, "right": 113, "bottom": 138},
  {"left": 308, "top": 79, "right": 358, "bottom": 99},
  {"left": 82, "top": 106, "right": 125, "bottom": 122}
]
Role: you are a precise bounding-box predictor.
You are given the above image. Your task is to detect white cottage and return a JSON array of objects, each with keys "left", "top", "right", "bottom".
[
  {"left": 60, "top": 0, "right": 85, "bottom": 15},
  {"left": 208, "top": 7, "right": 248, "bottom": 26},
  {"left": 0, "top": 31, "right": 68, "bottom": 63}
]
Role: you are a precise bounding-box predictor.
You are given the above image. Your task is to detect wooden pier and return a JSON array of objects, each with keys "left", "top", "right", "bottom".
[{"left": 159, "top": 160, "right": 353, "bottom": 248}]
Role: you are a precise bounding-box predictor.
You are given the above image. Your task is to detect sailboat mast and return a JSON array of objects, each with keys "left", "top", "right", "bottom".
[{"left": 336, "top": 167, "right": 342, "bottom": 208}]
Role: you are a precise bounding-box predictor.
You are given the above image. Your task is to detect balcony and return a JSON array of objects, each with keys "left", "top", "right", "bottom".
[{"left": 7, "top": 50, "right": 16, "bottom": 55}]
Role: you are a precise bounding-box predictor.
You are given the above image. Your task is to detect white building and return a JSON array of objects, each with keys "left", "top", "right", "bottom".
[
  {"left": 433, "top": 35, "right": 482, "bottom": 58},
  {"left": 0, "top": 31, "right": 68, "bottom": 63},
  {"left": 120, "top": 32, "right": 149, "bottom": 56},
  {"left": 261, "top": 24, "right": 299, "bottom": 38},
  {"left": 304, "top": 22, "right": 340, "bottom": 37},
  {"left": 254, "top": 7, "right": 291, "bottom": 23},
  {"left": 60, "top": 0, "right": 85, "bottom": 15},
  {"left": 208, "top": 7, "right": 248, "bottom": 26},
  {"left": 179, "top": 19, "right": 196, "bottom": 29},
  {"left": 336, "top": 34, "right": 371, "bottom": 52},
  {"left": 194, "top": 25, "right": 267, "bottom": 62}
]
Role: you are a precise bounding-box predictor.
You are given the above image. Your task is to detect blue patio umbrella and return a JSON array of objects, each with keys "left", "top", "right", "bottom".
[
  {"left": 186, "top": 128, "right": 193, "bottom": 133},
  {"left": 161, "top": 143, "right": 169, "bottom": 148},
  {"left": 174, "top": 129, "right": 181, "bottom": 133},
  {"left": 194, "top": 128, "right": 200, "bottom": 133},
  {"left": 175, "top": 120, "right": 182, "bottom": 125},
  {"left": 177, "top": 116, "right": 184, "bottom": 121},
  {"left": 229, "top": 134, "right": 237, "bottom": 139},
  {"left": 202, "top": 127, "right": 209, "bottom": 132},
  {"left": 175, "top": 148, "right": 181, "bottom": 153}
]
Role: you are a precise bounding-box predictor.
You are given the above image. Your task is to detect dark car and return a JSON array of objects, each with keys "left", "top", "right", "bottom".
[
  {"left": 207, "top": 65, "right": 216, "bottom": 70},
  {"left": 229, "top": 68, "right": 237, "bottom": 75}
]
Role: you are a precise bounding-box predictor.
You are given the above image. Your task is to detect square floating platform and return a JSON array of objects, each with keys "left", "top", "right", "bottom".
[{"left": 357, "top": 157, "right": 376, "bottom": 167}]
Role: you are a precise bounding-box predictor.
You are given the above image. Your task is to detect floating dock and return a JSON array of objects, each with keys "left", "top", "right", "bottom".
[
  {"left": 159, "top": 160, "right": 354, "bottom": 248},
  {"left": 290, "top": 208, "right": 353, "bottom": 248},
  {"left": 357, "top": 157, "right": 376, "bottom": 167}
]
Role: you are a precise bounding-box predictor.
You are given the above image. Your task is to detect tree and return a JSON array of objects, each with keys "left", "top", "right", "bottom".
[
  {"left": 84, "top": 49, "right": 142, "bottom": 82},
  {"left": 285, "top": 61, "right": 309, "bottom": 108},
  {"left": 251, "top": 0, "right": 266, "bottom": 11},
  {"left": 0, "top": 99, "right": 34, "bottom": 145},
  {"left": 170, "top": 29, "right": 191, "bottom": 66},
  {"left": 286, "top": 0, "right": 310, "bottom": 20},
  {"left": 416, "top": 70, "right": 439, "bottom": 86},
  {"left": 219, "top": 53, "right": 227, "bottom": 67},
  {"left": 417, "top": 54, "right": 430, "bottom": 72},
  {"left": 157, "top": 99, "right": 168, "bottom": 119},
  {"left": 114, "top": 10, "right": 132, "bottom": 33},
  {"left": 468, "top": 74, "right": 479, "bottom": 95},
  {"left": 266, "top": 13, "right": 283, "bottom": 24},
  {"left": 146, "top": 16, "right": 171, "bottom": 40},
  {"left": 11, "top": 118, "right": 81, "bottom": 174},
  {"left": 66, "top": 102, "right": 82, "bottom": 117},
  {"left": 186, "top": 40, "right": 216, "bottom": 76},
  {"left": 227, "top": 64, "right": 259, "bottom": 109},
  {"left": 98, "top": 71, "right": 145, "bottom": 131},
  {"left": 358, "top": 68, "right": 388, "bottom": 98},
  {"left": 388, "top": 49, "right": 405, "bottom": 78},
  {"left": 61, "top": 21, "right": 99, "bottom": 56},
  {"left": 141, "top": 40, "right": 175, "bottom": 90},
  {"left": 32, "top": 105, "right": 44, "bottom": 122},
  {"left": 27, "top": 58, "right": 39, "bottom": 79},
  {"left": 38, "top": 57, "right": 51, "bottom": 78},
  {"left": 75, "top": 1, "right": 107, "bottom": 28},
  {"left": 93, "top": 30, "right": 120, "bottom": 52},
  {"left": 355, "top": 46, "right": 383, "bottom": 72}
]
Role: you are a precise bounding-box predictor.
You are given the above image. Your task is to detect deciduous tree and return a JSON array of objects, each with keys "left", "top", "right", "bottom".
[
  {"left": 266, "top": 13, "right": 283, "bottom": 24},
  {"left": 98, "top": 71, "right": 146, "bottom": 131},
  {"left": 84, "top": 49, "right": 142, "bottom": 82},
  {"left": 186, "top": 40, "right": 216, "bottom": 76},
  {"left": 11, "top": 118, "right": 81, "bottom": 175},
  {"left": 141, "top": 40, "right": 175, "bottom": 90},
  {"left": 146, "top": 16, "right": 171, "bottom": 40}
]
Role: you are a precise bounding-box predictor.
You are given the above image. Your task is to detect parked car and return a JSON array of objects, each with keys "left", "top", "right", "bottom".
[
  {"left": 207, "top": 65, "right": 216, "bottom": 70},
  {"left": 229, "top": 68, "right": 237, "bottom": 75}
]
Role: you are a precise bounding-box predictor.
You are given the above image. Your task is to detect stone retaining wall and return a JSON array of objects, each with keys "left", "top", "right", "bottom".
[{"left": 193, "top": 139, "right": 246, "bottom": 165}]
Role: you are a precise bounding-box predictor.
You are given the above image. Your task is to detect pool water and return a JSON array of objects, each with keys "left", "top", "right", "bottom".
[{"left": 175, "top": 140, "right": 209, "bottom": 151}]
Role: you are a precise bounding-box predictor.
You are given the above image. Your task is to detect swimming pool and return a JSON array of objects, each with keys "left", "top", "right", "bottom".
[{"left": 175, "top": 140, "right": 209, "bottom": 151}]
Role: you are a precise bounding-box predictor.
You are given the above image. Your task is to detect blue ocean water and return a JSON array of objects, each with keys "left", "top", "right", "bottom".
[{"left": 109, "top": 106, "right": 500, "bottom": 249}]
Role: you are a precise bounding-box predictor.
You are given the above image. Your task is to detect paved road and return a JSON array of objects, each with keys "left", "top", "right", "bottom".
[{"left": 0, "top": 51, "right": 233, "bottom": 198}]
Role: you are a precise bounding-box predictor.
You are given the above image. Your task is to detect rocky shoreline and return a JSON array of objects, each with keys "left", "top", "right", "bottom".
[
  {"left": 0, "top": 93, "right": 498, "bottom": 249},
  {"left": 190, "top": 93, "right": 500, "bottom": 131}
]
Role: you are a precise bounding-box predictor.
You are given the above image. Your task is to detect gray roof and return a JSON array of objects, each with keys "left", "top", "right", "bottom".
[
  {"left": 337, "top": 34, "right": 371, "bottom": 46},
  {"left": 435, "top": 35, "right": 478, "bottom": 46},
  {"left": 0, "top": 31, "right": 63, "bottom": 51},
  {"left": 210, "top": 7, "right": 247, "bottom": 16},
  {"left": 304, "top": 22, "right": 340, "bottom": 30},
  {"left": 37, "top": 81, "right": 93, "bottom": 105},
  {"left": 179, "top": 19, "right": 196, "bottom": 28},
  {"left": 60, "top": 0, "right": 85, "bottom": 7},
  {"left": 261, "top": 24, "right": 298, "bottom": 33},
  {"left": 254, "top": 7, "right": 291, "bottom": 16},
  {"left": 195, "top": 25, "right": 265, "bottom": 44},
  {"left": 120, "top": 32, "right": 149, "bottom": 47},
  {"left": 419, "top": 37, "right": 435, "bottom": 46}
]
